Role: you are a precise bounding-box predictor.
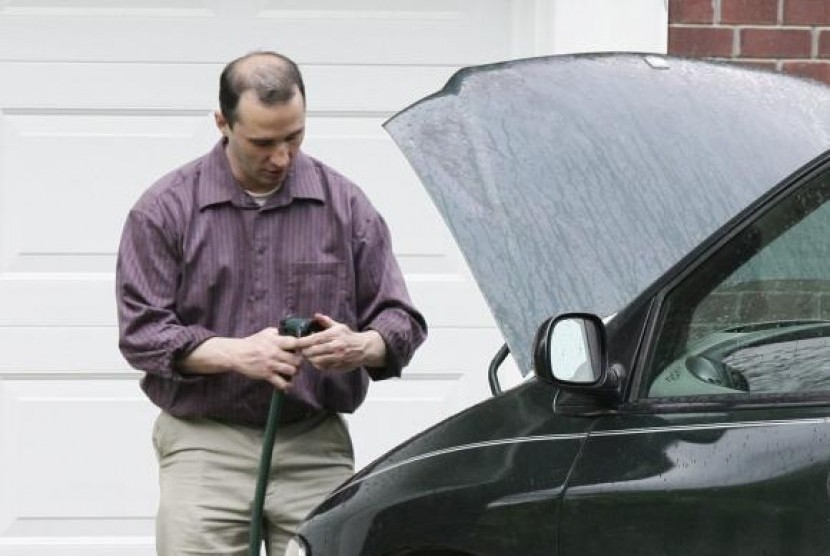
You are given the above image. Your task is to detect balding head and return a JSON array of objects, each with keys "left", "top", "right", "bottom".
[{"left": 219, "top": 51, "right": 306, "bottom": 127}]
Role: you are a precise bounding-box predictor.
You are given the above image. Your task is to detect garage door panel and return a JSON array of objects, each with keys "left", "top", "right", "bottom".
[
  {"left": 0, "top": 379, "right": 157, "bottom": 532},
  {"left": 0, "top": 63, "right": 216, "bottom": 111},
  {"left": 0, "top": 542, "right": 153, "bottom": 556},
  {"left": 0, "top": 328, "right": 122, "bottom": 372},
  {"left": 408, "top": 276, "right": 498, "bottom": 327},
  {"left": 0, "top": 111, "right": 216, "bottom": 273},
  {"left": 0, "top": 0, "right": 214, "bottom": 18},
  {"left": 0, "top": 0, "right": 514, "bottom": 65},
  {"left": 391, "top": 326, "right": 505, "bottom": 375},
  {"left": 0, "top": 379, "right": 156, "bottom": 553},
  {"left": 304, "top": 116, "right": 455, "bottom": 258},
  {"left": 305, "top": 65, "right": 460, "bottom": 113},
  {"left": 0, "top": 278, "right": 115, "bottom": 327},
  {"left": 0, "top": 63, "right": 456, "bottom": 114}
]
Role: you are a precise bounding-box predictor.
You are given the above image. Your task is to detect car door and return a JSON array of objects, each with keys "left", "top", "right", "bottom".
[{"left": 558, "top": 153, "right": 830, "bottom": 555}]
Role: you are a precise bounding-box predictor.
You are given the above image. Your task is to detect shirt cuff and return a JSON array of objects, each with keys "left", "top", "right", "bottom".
[
  {"left": 167, "top": 325, "right": 217, "bottom": 380},
  {"left": 363, "top": 312, "right": 419, "bottom": 381}
]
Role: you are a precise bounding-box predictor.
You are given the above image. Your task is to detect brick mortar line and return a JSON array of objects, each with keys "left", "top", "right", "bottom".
[
  {"left": 813, "top": 27, "right": 819, "bottom": 57},
  {"left": 690, "top": 56, "right": 826, "bottom": 65},
  {"left": 779, "top": 59, "right": 830, "bottom": 63},
  {"left": 670, "top": 24, "right": 817, "bottom": 31},
  {"left": 733, "top": 57, "right": 827, "bottom": 62},
  {"left": 720, "top": 57, "right": 830, "bottom": 65}
]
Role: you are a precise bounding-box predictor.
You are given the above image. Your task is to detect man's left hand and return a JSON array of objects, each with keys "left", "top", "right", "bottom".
[{"left": 295, "top": 313, "right": 386, "bottom": 372}]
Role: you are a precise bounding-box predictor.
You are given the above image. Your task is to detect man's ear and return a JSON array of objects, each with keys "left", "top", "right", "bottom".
[{"left": 214, "top": 110, "right": 230, "bottom": 136}]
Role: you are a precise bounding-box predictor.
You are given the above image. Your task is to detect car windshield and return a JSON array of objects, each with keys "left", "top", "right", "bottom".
[{"left": 646, "top": 165, "right": 830, "bottom": 398}]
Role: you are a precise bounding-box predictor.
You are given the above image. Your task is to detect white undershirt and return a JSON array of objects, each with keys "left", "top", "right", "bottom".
[{"left": 246, "top": 184, "right": 281, "bottom": 206}]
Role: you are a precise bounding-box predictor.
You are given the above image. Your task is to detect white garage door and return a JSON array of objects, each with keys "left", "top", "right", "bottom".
[{"left": 0, "top": 1, "right": 666, "bottom": 553}]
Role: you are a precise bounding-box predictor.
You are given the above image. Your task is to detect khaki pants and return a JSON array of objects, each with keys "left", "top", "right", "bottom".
[{"left": 152, "top": 411, "right": 354, "bottom": 556}]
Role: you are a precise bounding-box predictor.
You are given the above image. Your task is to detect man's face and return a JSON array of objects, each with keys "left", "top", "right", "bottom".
[{"left": 215, "top": 87, "right": 306, "bottom": 193}]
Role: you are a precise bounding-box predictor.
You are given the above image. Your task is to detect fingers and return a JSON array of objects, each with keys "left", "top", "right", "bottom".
[
  {"left": 313, "top": 313, "right": 338, "bottom": 329},
  {"left": 295, "top": 316, "right": 346, "bottom": 350},
  {"left": 302, "top": 343, "right": 340, "bottom": 368},
  {"left": 274, "top": 352, "right": 303, "bottom": 370},
  {"left": 297, "top": 335, "right": 343, "bottom": 363},
  {"left": 304, "top": 353, "right": 344, "bottom": 372},
  {"left": 267, "top": 370, "right": 294, "bottom": 391},
  {"left": 234, "top": 328, "right": 304, "bottom": 385},
  {"left": 263, "top": 353, "right": 302, "bottom": 390},
  {"left": 261, "top": 328, "right": 310, "bottom": 387},
  {"left": 299, "top": 329, "right": 364, "bottom": 372}
]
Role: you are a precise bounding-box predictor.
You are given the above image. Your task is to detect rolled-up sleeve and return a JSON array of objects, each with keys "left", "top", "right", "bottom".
[
  {"left": 116, "top": 207, "right": 215, "bottom": 378},
  {"left": 353, "top": 203, "right": 427, "bottom": 380}
]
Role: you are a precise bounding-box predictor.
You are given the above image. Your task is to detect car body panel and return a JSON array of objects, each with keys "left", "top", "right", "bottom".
[
  {"left": 301, "top": 380, "right": 589, "bottom": 556},
  {"left": 561, "top": 408, "right": 830, "bottom": 555},
  {"left": 384, "top": 52, "right": 830, "bottom": 373}
]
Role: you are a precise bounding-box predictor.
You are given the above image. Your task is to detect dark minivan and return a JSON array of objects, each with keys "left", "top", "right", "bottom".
[{"left": 290, "top": 53, "right": 830, "bottom": 556}]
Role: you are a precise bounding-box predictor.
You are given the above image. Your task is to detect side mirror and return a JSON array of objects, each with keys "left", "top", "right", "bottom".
[{"left": 533, "top": 313, "right": 622, "bottom": 399}]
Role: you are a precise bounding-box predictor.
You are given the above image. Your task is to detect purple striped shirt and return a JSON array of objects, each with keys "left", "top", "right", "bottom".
[{"left": 116, "top": 140, "right": 427, "bottom": 426}]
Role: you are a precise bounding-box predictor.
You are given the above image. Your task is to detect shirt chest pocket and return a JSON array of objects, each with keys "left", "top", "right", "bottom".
[{"left": 286, "top": 261, "right": 353, "bottom": 324}]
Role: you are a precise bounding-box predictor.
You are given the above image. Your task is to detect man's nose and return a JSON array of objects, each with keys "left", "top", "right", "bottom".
[{"left": 269, "top": 142, "right": 290, "bottom": 168}]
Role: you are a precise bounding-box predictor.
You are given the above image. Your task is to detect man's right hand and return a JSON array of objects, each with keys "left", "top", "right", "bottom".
[{"left": 179, "top": 328, "right": 302, "bottom": 390}]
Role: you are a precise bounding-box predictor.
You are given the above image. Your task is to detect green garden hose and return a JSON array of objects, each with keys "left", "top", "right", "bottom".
[
  {"left": 248, "top": 317, "right": 322, "bottom": 556},
  {"left": 248, "top": 388, "right": 285, "bottom": 555}
]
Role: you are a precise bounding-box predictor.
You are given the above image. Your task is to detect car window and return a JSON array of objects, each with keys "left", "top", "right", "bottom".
[{"left": 645, "top": 166, "right": 830, "bottom": 398}]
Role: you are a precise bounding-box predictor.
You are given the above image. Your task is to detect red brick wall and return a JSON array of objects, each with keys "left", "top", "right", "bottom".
[{"left": 669, "top": 0, "right": 830, "bottom": 85}]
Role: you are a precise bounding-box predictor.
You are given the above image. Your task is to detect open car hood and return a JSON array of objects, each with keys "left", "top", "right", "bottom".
[{"left": 384, "top": 53, "right": 830, "bottom": 374}]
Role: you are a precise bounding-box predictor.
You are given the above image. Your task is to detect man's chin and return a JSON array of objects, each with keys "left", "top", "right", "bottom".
[{"left": 257, "top": 173, "right": 285, "bottom": 190}]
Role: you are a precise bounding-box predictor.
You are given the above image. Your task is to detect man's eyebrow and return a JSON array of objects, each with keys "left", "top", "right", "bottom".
[{"left": 248, "top": 127, "right": 304, "bottom": 142}]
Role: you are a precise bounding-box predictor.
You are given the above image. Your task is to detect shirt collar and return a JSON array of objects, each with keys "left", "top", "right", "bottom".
[{"left": 197, "top": 140, "right": 325, "bottom": 210}]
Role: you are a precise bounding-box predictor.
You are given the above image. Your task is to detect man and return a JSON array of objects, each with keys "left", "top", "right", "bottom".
[{"left": 116, "top": 51, "right": 427, "bottom": 555}]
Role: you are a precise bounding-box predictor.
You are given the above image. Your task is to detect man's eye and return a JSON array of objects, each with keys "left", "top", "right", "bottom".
[{"left": 251, "top": 140, "right": 274, "bottom": 147}]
